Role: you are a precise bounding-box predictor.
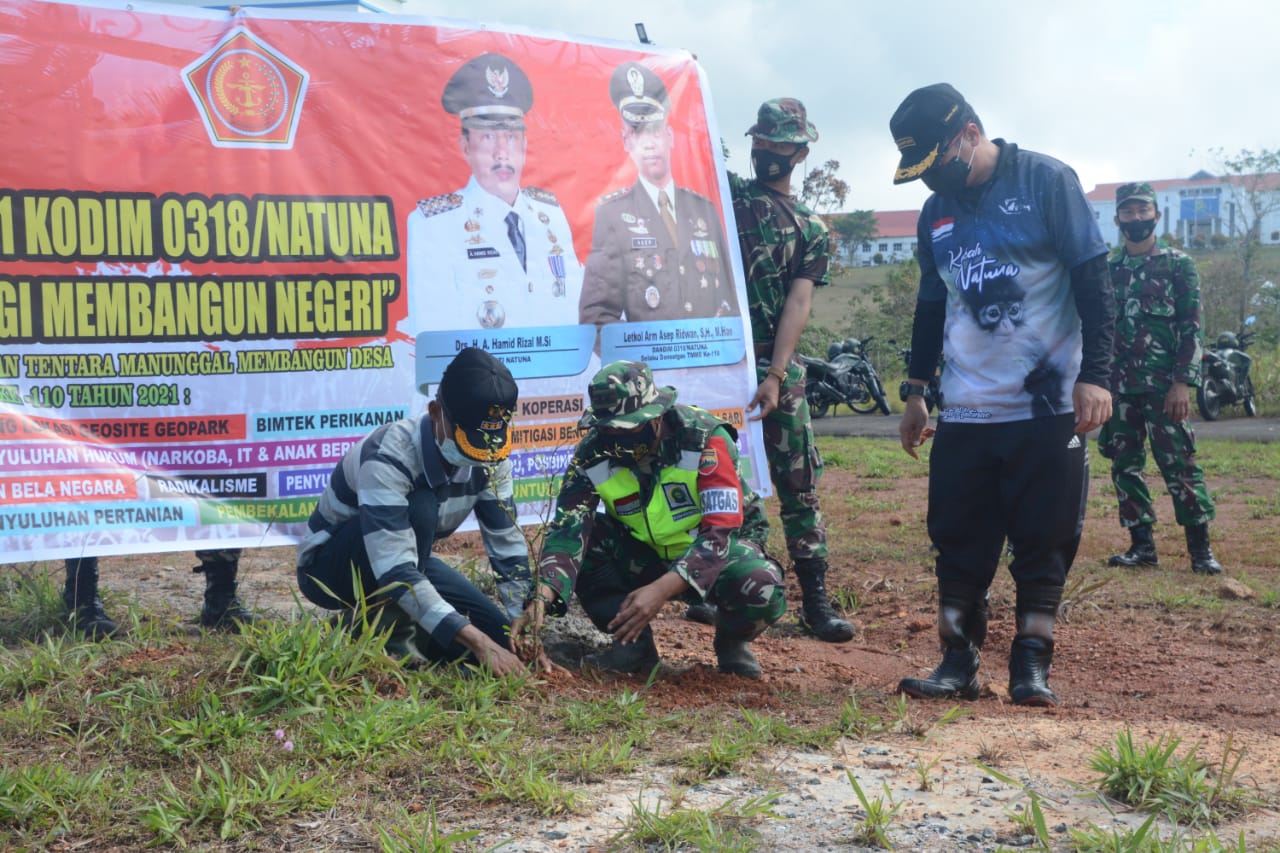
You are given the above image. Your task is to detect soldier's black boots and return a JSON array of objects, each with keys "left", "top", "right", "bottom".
[
  {"left": 793, "top": 558, "right": 855, "bottom": 643},
  {"left": 684, "top": 601, "right": 718, "bottom": 625},
  {"left": 898, "top": 592, "right": 989, "bottom": 700},
  {"left": 1185, "top": 524, "right": 1223, "bottom": 575},
  {"left": 713, "top": 609, "right": 765, "bottom": 679},
  {"left": 1009, "top": 637, "right": 1057, "bottom": 707},
  {"left": 1108, "top": 522, "right": 1158, "bottom": 568},
  {"left": 584, "top": 628, "right": 661, "bottom": 674},
  {"left": 63, "top": 557, "right": 119, "bottom": 641},
  {"left": 196, "top": 558, "right": 255, "bottom": 631}
]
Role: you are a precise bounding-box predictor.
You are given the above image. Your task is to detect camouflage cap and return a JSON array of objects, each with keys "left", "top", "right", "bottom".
[
  {"left": 1116, "top": 182, "right": 1157, "bottom": 206},
  {"left": 578, "top": 360, "right": 677, "bottom": 431},
  {"left": 746, "top": 97, "right": 819, "bottom": 144}
]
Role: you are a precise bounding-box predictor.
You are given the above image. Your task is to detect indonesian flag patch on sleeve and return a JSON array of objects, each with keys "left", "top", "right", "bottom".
[{"left": 697, "top": 435, "right": 743, "bottom": 528}]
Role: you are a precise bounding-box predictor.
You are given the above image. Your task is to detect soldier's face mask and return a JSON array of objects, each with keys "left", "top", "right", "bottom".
[
  {"left": 1118, "top": 219, "right": 1157, "bottom": 243},
  {"left": 750, "top": 143, "right": 803, "bottom": 181},
  {"left": 601, "top": 422, "right": 659, "bottom": 462},
  {"left": 922, "top": 132, "right": 974, "bottom": 197}
]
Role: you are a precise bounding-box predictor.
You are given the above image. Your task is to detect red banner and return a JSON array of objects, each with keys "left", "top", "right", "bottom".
[{"left": 0, "top": 0, "right": 762, "bottom": 563}]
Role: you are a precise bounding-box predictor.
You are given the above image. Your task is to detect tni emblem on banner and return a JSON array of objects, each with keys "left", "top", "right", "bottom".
[{"left": 182, "top": 27, "right": 309, "bottom": 149}]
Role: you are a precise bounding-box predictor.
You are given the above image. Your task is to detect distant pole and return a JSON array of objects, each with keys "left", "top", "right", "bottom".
[{"left": 635, "top": 22, "right": 651, "bottom": 44}]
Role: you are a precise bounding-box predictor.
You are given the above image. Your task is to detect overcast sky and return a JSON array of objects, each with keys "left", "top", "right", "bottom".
[{"left": 397, "top": 0, "right": 1277, "bottom": 213}]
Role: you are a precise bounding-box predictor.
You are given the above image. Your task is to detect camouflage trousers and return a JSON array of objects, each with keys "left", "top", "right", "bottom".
[
  {"left": 757, "top": 357, "right": 826, "bottom": 561},
  {"left": 575, "top": 515, "right": 786, "bottom": 632},
  {"left": 1098, "top": 392, "right": 1214, "bottom": 528}
]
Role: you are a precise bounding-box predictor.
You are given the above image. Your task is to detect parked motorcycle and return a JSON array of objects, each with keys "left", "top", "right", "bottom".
[
  {"left": 891, "top": 342, "right": 942, "bottom": 414},
  {"left": 798, "top": 337, "right": 891, "bottom": 417},
  {"left": 1197, "top": 316, "right": 1258, "bottom": 421}
]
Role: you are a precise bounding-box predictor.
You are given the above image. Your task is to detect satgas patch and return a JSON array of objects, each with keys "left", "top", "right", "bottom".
[
  {"left": 662, "top": 481, "right": 698, "bottom": 521},
  {"left": 614, "top": 492, "right": 642, "bottom": 516},
  {"left": 699, "top": 487, "right": 739, "bottom": 515}
]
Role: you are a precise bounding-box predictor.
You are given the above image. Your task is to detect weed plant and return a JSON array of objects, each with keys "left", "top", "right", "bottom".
[
  {"left": 843, "top": 771, "right": 901, "bottom": 849},
  {"left": 607, "top": 789, "right": 782, "bottom": 852},
  {"left": 1089, "top": 729, "right": 1263, "bottom": 827}
]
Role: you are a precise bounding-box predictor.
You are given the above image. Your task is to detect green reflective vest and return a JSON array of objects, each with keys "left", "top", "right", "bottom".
[{"left": 587, "top": 449, "right": 705, "bottom": 561}]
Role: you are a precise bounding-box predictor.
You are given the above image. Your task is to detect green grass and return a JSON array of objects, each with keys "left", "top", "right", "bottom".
[
  {"left": 607, "top": 789, "right": 783, "bottom": 852},
  {"left": 6, "top": 433, "right": 1280, "bottom": 849},
  {"left": 0, "top": 580, "right": 987, "bottom": 850},
  {"left": 1088, "top": 728, "right": 1262, "bottom": 827}
]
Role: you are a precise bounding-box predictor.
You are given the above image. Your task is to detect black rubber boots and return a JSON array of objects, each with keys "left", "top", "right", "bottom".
[
  {"left": 63, "top": 557, "right": 119, "bottom": 641},
  {"left": 195, "top": 552, "right": 255, "bottom": 631},
  {"left": 898, "top": 586, "right": 989, "bottom": 700}
]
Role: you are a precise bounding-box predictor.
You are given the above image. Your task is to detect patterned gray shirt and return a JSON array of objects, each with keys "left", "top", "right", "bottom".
[{"left": 296, "top": 413, "right": 529, "bottom": 642}]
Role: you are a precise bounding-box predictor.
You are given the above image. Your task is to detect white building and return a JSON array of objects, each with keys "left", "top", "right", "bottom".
[
  {"left": 841, "top": 210, "right": 918, "bottom": 267},
  {"left": 841, "top": 171, "right": 1280, "bottom": 269}
]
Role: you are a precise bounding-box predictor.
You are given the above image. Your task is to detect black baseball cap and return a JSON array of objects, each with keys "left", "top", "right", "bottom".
[
  {"left": 890, "top": 83, "right": 974, "bottom": 184},
  {"left": 439, "top": 347, "right": 518, "bottom": 463}
]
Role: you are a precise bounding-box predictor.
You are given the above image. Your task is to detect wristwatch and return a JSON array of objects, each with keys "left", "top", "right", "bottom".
[{"left": 904, "top": 383, "right": 927, "bottom": 398}]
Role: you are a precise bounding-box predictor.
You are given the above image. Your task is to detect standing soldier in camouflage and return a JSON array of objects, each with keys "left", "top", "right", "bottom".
[
  {"left": 689, "top": 98, "right": 853, "bottom": 643},
  {"left": 1099, "top": 182, "right": 1222, "bottom": 574},
  {"left": 511, "top": 360, "right": 786, "bottom": 679}
]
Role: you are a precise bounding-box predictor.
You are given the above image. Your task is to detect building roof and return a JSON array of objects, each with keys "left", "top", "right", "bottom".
[
  {"left": 1086, "top": 173, "right": 1280, "bottom": 203},
  {"left": 865, "top": 209, "right": 918, "bottom": 239}
]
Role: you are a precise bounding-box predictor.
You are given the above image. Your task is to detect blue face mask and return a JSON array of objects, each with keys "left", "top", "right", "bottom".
[{"left": 437, "top": 436, "right": 474, "bottom": 469}]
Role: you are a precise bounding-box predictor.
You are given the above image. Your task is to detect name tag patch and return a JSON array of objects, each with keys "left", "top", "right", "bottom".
[
  {"left": 467, "top": 247, "right": 500, "bottom": 260},
  {"left": 700, "top": 487, "right": 740, "bottom": 515}
]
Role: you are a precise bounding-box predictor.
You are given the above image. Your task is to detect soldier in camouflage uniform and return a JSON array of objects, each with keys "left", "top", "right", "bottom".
[
  {"left": 511, "top": 360, "right": 786, "bottom": 679},
  {"left": 1098, "top": 182, "right": 1222, "bottom": 574},
  {"left": 688, "top": 98, "right": 853, "bottom": 643},
  {"left": 63, "top": 549, "right": 254, "bottom": 640}
]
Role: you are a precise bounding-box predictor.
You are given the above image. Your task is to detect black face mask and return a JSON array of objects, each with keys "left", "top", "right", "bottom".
[
  {"left": 921, "top": 139, "right": 974, "bottom": 197},
  {"left": 1119, "top": 218, "right": 1157, "bottom": 243},
  {"left": 603, "top": 422, "right": 658, "bottom": 462},
  {"left": 751, "top": 148, "right": 795, "bottom": 181}
]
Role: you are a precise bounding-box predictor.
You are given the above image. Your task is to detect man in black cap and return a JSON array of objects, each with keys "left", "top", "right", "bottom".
[
  {"left": 890, "top": 83, "right": 1114, "bottom": 707},
  {"left": 296, "top": 347, "right": 545, "bottom": 674},
  {"left": 405, "top": 52, "right": 582, "bottom": 333},
  {"left": 579, "top": 60, "right": 737, "bottom": 325}
]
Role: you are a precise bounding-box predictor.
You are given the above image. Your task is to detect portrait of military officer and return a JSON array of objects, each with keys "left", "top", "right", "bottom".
[
  {"left": 578, "top": 61, "right": 737, "bottom": 326},
  {"left": 406, "top": 52, "right": 583, "bottom": 332}
]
